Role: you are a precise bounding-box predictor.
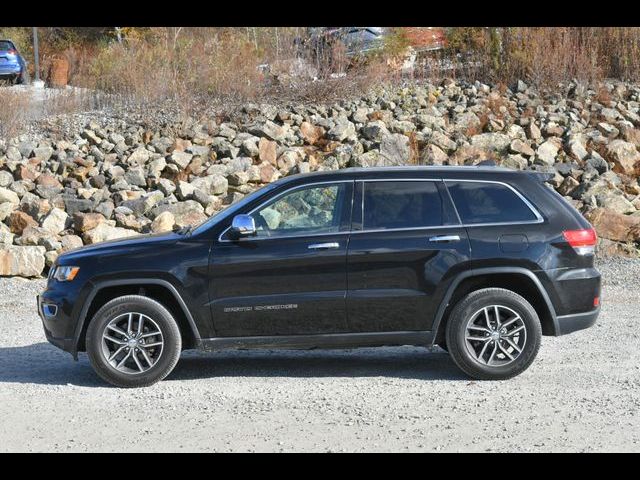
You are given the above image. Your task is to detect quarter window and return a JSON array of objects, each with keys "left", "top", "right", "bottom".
[
  {"left": 362, "top": 181, "right": 444, "bottom": 230},
  {"left": 251, "top": 183, "right": 347, "bottom": 238},
  {"left": 446, "top": 181, "right": 538, "bottom": 224}
]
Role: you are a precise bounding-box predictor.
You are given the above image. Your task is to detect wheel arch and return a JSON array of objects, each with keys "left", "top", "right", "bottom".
[
  {"left": 72, "top": 279, "right": 201, "bottom": 357},
  {"left": 432, "top": 267, "right": 559, "bottom": 345}
]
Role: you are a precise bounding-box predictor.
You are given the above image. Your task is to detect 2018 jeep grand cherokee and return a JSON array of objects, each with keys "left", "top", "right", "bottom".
[{"left": 38, "top": 166, "right": 601, "bottom": 387}]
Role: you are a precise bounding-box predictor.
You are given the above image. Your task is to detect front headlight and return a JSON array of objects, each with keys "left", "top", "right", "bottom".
[{"left": 52, "top": 266, "right": 80, "bottom": 282}]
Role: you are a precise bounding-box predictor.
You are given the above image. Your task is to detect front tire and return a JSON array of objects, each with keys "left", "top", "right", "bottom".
[
  {"left": 445, "top": 288, "right": 542, "bottom": 380},
  {"left": 86, "top": 295, "right": 182, "bottom": 388}
]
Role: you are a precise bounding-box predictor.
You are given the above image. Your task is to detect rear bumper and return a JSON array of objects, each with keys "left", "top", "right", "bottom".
[
  {"left": 537, "top": 266, "right": 601, "bottom": 335},
  {"left": 0, "top": 66, "right": 21, "bottom": 75},
  {"left": 555, "top": 306, "right": 600, "bottom": 335}
]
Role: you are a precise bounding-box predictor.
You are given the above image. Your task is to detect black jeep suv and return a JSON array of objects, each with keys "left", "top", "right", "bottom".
[{"left": 38, "top": 166, "right": 601, "bottom": 387}]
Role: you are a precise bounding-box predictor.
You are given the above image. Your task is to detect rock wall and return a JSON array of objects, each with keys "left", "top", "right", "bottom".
[{"left": 1, "top": 79, "right": 640, "bottom": 277}]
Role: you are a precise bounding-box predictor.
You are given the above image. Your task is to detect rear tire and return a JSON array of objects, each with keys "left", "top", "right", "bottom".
[
  {"left": 445, "top": 288, "right": 541, "bottom": 380},
  {"left": 86, "top": 295, "right": 182, "bottom": 388},
  {"left": 17, "top": 69, "right": 30, "bottom": 85}
]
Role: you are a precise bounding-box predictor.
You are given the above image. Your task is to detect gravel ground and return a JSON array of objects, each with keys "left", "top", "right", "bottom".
[{"left": 0, "top": 258, "right": 638, "bottom": 452}]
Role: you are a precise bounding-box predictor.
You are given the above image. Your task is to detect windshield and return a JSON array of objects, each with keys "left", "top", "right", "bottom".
[{"left": 191, "top": 181, "right": 282, "bottom": 235}]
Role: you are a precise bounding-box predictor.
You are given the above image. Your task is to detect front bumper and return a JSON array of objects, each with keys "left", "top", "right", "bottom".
[{"left": 37, "top": 292, "right": 78, "bottom": 358}]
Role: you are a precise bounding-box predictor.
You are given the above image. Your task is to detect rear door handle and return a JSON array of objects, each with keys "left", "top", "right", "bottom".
[
  {"left": 428, "top": 235, "right": 461, "bottom": 243},
  {"left": 308, "top": 242, "right": 340, "bottom": 250}
]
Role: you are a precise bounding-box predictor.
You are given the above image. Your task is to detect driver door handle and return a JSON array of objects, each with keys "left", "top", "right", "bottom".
[
  {"left": 308, "top": 242, "right": 340, "bottom": 250},
  {"left": 429, "top": 235, "right": 461, "bottom": 243}
]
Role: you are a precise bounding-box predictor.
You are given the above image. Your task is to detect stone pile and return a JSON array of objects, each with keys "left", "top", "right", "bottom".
[{"left": 2, "top": 78, "right": 640, "bottom": 276}]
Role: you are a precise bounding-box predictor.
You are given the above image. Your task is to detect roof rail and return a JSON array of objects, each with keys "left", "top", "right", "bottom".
[
  {"left": 526, "top": 170, "right": 555, "bottom": 182},
  {"left": 476, "top": 160, "right": 498, "bottom": 167}
]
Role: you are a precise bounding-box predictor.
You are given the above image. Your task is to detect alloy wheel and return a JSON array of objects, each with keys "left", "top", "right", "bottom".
[
  {"left": 464, "top": 304, "right": 527, "bottom": 367},
  {"left": 101, "top": 312, "right": 164, "bottom": 375}
]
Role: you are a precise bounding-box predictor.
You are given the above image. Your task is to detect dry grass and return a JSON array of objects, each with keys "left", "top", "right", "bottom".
[
  {"left": 439, "top": 27, "right": 640, "bottom": 89},
  {"left": 71, "top": 27, "right": 395, "bottom": 117},
  {"left": 0, "top": 89, "right": 28, "bottom": 138},
  {"left": 5, "top": 27, "right": 640, "bottom": 141}
]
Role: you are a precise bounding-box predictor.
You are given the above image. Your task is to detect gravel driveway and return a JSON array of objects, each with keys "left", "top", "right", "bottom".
[{"left": 1, "top": 258, "right": 638, "bottom": 452}]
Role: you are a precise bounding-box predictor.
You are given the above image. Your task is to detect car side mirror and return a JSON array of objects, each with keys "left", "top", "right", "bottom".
[{"left": 229, "top": 214, "right": 257, "bottom": 238}]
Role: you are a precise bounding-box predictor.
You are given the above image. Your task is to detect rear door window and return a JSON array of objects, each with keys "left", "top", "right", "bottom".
[
  {"left": 362, "top": 181, "right": 444, "bottom": 230},
  {"left": 446, "top": 181, "right": 539, "bottom": 224}
]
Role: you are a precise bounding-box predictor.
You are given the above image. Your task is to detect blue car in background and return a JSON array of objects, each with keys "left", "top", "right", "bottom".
[{"left": 0, "top": 39, "right": 29, "bottom": 84}]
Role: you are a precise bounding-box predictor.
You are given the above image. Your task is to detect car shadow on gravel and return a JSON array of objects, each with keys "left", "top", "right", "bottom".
[
  {"left": 0, "top": 342, "right": 103, "bottom": 387},
  {"left": 168, "top": 347, "right": 467, "bottom": 382},
  {"left": 0, "top": 344, "right": 467, "bottom": 386}
]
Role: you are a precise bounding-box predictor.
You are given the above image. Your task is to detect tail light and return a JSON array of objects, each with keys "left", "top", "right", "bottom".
[
  {"left": 563, "top": 228, "right": 597, "bottom": 255},
  {"left": 7, "top": 49, "right": 17, "bottom": 55}
]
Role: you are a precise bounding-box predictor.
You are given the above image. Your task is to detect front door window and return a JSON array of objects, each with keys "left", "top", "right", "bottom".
[{"left": 251, "top": 183, "right": 347, "bottom": 238}]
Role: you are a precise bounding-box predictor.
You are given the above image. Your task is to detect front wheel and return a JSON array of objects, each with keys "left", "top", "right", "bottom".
[
  {"left": 445, "top": 288, "right": 541, "bottom": 380},
  {"left": 86, "top": 295, "right": 182, "bottom": 388}
]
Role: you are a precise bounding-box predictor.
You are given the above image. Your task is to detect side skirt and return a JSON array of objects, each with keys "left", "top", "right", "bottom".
[{"left": 198, "top": 331, "right": 434, "bottom": 352}]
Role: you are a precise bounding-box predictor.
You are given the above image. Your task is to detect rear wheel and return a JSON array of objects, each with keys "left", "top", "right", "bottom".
[
  {"left": 86, "top": 295, "right": 182, "bottom": 388},
  {"left": 445, "top": 288, "right": 541, "bottom": 380},
  {"left": 17, "top": 69, "right": 30, "bottom": 85}
]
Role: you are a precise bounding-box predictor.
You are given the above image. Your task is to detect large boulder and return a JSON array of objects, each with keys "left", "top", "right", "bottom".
[
  {"left": 299, "top": 122, "right": 325, "bottom": 145},
  {"left": 168, "top": 151, "right": 193, "bottom": 169},
  {"left": 607, "top": 139, "right": 640, "bottom": 175},
  {"left": 258, "top": 138, "right": 277, "bottom": 165},
  {"left": 361, "top": 121, "right": 389, "bottom": 142},
  {"left": 0, "top": 246, "right": 46, "bottom": 277},
  {"left": 380, "top": 133, "right": 411, "bottom": 165},
  {"left": 73, "top": 212, "right": 107, "bottom": 233},
  {"left": 8, "top": 211, "right": 37, "bottom": 234},
  {"left": 41, "top": 207, "right": 68, "bottom": 235},
  {"left": 254, "top": 120, "right": 287, "bottom": 142},
  {"left": 152, "top": 200, "right": 207, "bottom": 228},
  {"left": 584, "top": 208, "right": 640, "bottom": 242},
  {"left": 15, "top": 226, "right": 58, "bottom": 247},
  {"left": 190, "top": 174, "right": 228, "bottom": 196},
  {"left": 0, "top": 171, "right": 14, "bottom": 188},
  {"left": 83, "top": 224, "right": 139, "bottom": 244},
  {"left": 327, "top": 118, "right": 356, "bottom": 142},
  {"left": 535, "top": 139, "right": 561, "bottom": 166},
  {"left": 0, "top": 187, "right": 20, "bottom": 205},
  {"left": 469, "top": 133, "right": 511, "bottom": 153},
  {"left": 0, "top": 223, "right": 14, "bottom": 245},
  {"left": 151, "top": 211, "right": 176, "bottom": 233},
  {"left": 60, "top": 235, "right": 84, "bottom": 252}
]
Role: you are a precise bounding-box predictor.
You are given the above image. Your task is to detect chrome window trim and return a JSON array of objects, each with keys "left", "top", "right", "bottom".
[
  {"left": 443, "top": 178, "right": 545, "bottom": 226},
  {"left": 216, "top": 176, "right": 545, "bottom": 243},
  {"left": 217, "top": 180, "right": 354, "bottom": 243}
]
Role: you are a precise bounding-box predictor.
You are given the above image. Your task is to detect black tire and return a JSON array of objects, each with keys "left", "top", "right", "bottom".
[
  {"left": 86, "top": 295, "right": 182, "bottom": 388},
  {"left": 445, "top": 288, "right": 542, "bottom": 380},
  {"left": 17, "top": 69, "right": 30, "bottom": 85}
]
